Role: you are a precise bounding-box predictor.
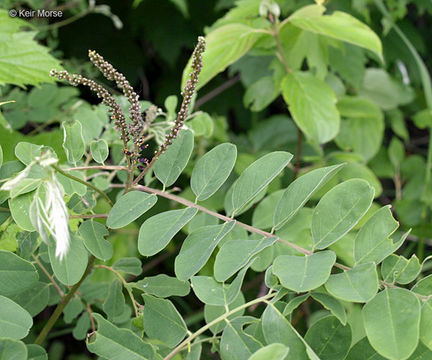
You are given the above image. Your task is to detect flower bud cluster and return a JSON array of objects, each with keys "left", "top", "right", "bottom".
[
  {"left": 49, "top": 69, "right": 130, "bottom": 145},
  {"left": 159, "top": 36, "right": 205, "bottom": 154},
  {"left": 88, "top": 50, "right": 144, "bottom": 148}
]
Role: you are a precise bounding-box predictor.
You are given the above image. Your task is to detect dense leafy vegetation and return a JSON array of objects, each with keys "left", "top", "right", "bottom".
[{"left": 0, "top": 0, "right": 432, "bottom": 359}]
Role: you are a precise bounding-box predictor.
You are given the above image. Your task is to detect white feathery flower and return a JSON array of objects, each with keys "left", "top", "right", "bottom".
[{"left": 30, "top": 174, "right": 70, "bottom": 260}]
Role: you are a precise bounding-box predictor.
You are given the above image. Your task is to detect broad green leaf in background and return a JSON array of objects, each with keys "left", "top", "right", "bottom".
[
  {"left": 230, "top": 151, "right": 292, "bottom": 216},
  {"left": 57, "top": 171, "right": 87, "bottom": 196},
  {"left": 154, "top": 129, "right": 194, "bottom": 187},
  {"left": 182, "top": 24, "right": 262, "bottom": 90},
  {"left": 288, "top": 11, "right": 382, "bottom": 57},
  {"left": 381, "top": 254, "right": 421, "bottom": 284},
  {"left": 0, "top": 250, "right": 38, "bottom": 296},
  {"left": 90, "top": 139, "right": 109, "bottom": 164},
  {"left": 362, "top": 288, "right": 421, "bottom": 360},
  {"left": 420, "top": 298, "right": 432, "bottom": 350},
  {"left": 388, "top": 137, "right": 405, "bottom": 170},
  {"left": 0, "top": 338, "right": 27, "bottom": 360},
  {"left": 281, "top": 71, "right": 340, "bottom": 144},
  {"left": 87, "top": 314, "right": 154, "bottom": 360},
  {"left": 79, "top": 220, "right": 112, "bottom": 261},
  {"left": 188, "top": 112, "right": 214, "bottom": 137},
  {"left": 354, "top": 206, "right": 405, "bottom": 265},
  {"left": 305, "top": 316, "right": 352, "bottom": 360},
  {"left": 138, "top": 207, "right": 197, "bottom": 256},
  {"left": 358, "top": 69, "right": 414, "bottom": 110},
  {"left": 49, "top": 234, "right": 88, "bottom": 286},
  {"left": 136, "top": 274, "right": 190, "bottom": 298},
  {"left": 345, "top": 337, "right": 386, "bottom": 360},
  {"left": 107, "top": 191, "right": 157, "bottom": 229},
  {"left": 274, "top": 164, "right": 345, "bottom": 230},
  {"left": 62, "top": 120, "right": 85, "bottom": 164},
  {"left": 9, "top": 191, "right": 36, "bottom": 231},
  {"left": 103, "top": 279, "right": 125, "bottom": 319},
  {"left": 0, "top": 144, "right": 2, "bottom": 167},
  {"left": 112, "top": 257, "right": 142, "bottom": 276},
  {"left": 310, "top": 292, "right": 347, "bottom": 325},
  {"left": 312, "top": 179, "right": 374, "bottom": 249},
  {"left": 325, "top": 263, "right": 379, "bottom": 303},
  {"left": 283, "top": 294, "right": 310, "bottom": 315},
  {"left": 214, "top": 236, "right": 277, "bottom": 282},
  {"left": 412, "top": 274, "right": 432, "bottom": 296},
  {"left": 248, "top": 343, "right": 289, "bottom": 360},
  {"left": 142, "top": 294, "right": 187, "bottom": 348},
  {"left": 273, "top": 251, "right": 336, "bottom": 292},
  {"left": 0, "top": 295, "right": 33, "bottom": 339},
  {"left": 220, "top": 316, "right": 263, "bottom": 360},
  {"left": 191, "top": 143, "right": 237, "bottom": 200},
  {"left": 175, "top": 221, "right": 235, "bottom": 280},
  {"left": 0, "top": 10, "right": 63, "bottom": 87},
  {"left": 335, "top": 97, "right": 384, "bottom": 161}
]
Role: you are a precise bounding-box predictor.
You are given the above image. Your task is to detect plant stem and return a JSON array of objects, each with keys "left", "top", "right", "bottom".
[
  {"left": 70, "top": 214, "right": 108, "bottom": 219},
  {"left": 52, "top": 165, "right": 113, "bottom": 206},
  {"left": 164, "top": 292, "right": 276, "bottom": 360},
  {"left": 32, "top": 255, "right": 64, "bottom": 297},
  {"left": 34, "top": 255, "right": 96, "bottom": 345},
  {"left": 194, "top": 75, "right": 241, "bottom": 109},
  {"left": 272, "top": 23, "right": 290, "bottom": 74}
]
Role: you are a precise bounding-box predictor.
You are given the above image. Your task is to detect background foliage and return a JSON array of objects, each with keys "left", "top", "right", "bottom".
[{"left": 1, "top": 0, "right": 432, "bottom": 359}]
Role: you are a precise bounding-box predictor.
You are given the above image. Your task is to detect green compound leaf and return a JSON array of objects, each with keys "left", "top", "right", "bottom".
[
  {"left": 10, "top": 178, "right": 41, "bottom": 199},
  {"left": 248, "top": 343, "right": 290, "bottom": 360},
  {"left": 90, "top": 139, "right": 109, "bottom": 164},
  {"left": 62, "top": 120, "right": 85, "bottom": 164},
  {"left": 136, "top": 274, "right": 190, "bottom": 298},
  {"left": 214, "top": 236, "right": 278, "bottom": 282},
  {"left": 346, "top": 337, "right": 386, "bottom": 360},
  {"left": 310, "top": 292, "right": 347, "bottom": 325},
  {"left": 281, "top": 71, "right": 340, "bottom": 144},
  {"left": 49, "top": 234, "right": 88, "bottom": 286},
  {"left": 230, "top": 151, "right": 292, "bottom": 217},
  {"left": 362, "top": 288, "right": 421, "bottom": 360},
  {"left": 312, "top": 179, "right": 374, "bottom": 250},
  {"left": 252, "top": 190, "right": 284, "bottom": 230},
  {"left": 26, "top": 344, "right": 48, "bottom": 360},
  {"left": 325, "top": 263, "right": 379, "bottom": 303},
  {"left": 79, "top": 220, "right": 112, "bottom": 261},
  {"left": 274, "top": 164, "right": 345, "bottom": 230},
  {"left": 154, "top": 129, "right": 194, "bottom": 187},
  {"left": 354, "top": 206, "right": 406, "bottom": 265},
  {"left": 138, "top": 207, "right": 197, "bottom": 256},
  {"left": 381, "top": 254, "right": 421, "bottom": 285},
  {"left": 107, "top": 191, "right": 157, "bottom": 229},
  {"left": 112, "top": 257, "right": 142, "bottom": 276},
  {"left": 182, "top": 24, "right": 262, "bottom": 90},
  {"left": 289, "top": 11, "right": 382, "bottom": 58},
  {"left": 103, "top": 279, "right": 125, "bottom": 320},
  {"left": 420, "top": 298, "right": 432, "bottom": 350},
  {"left": 305, "top": 316, "right": 352, "bottom": 360},
  {"left": 220, "top": 317, "right": 264, "bottom": 360},
  {"left": 14, "top": 142, "right": 43, "bottom": 165},
  {"left": 273, "top": 251, "right": 336, "bottom": 292},
  {"left": 262, "top": 301, "right": 317, "bottom": 360},
  {"left": 204, "top": 292, "right": 245, "bottom": 335},
  {"left": 191, "top": 260, "right": 253, "bottom": 306},
  {"left": 10, "top": 281, "right": 50, "bottom": 317},
  {"left": 87, "top": 313, "right": 154, "bottom": 360},
  {"left": 191, "top": 143, "right": 237, "bottom": 201},
  {"left": 0, "top": 250, "right": 38, "bottom": 297},
  {"left": 175, "top": 221, "right": 235, "bottom": 280},
  {"left": 0, "top": 338, "right": 27, "bottom": 360},
  {"left": 0, "top": 295, "right": 33, "bottom": 339},
  {"left": 9, "top": 191, "right": 36, "bottom": 231},
  {"left": 142, "top": 294, "right": 187, "bottom": 348},
  {"left": 283, "top": 294, "right": 310, "bottom": 316}
]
